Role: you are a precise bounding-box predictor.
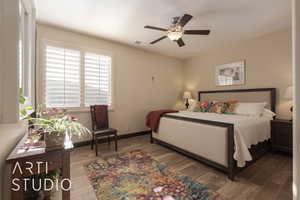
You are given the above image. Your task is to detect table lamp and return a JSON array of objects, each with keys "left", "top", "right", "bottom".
[{"left": 183, "top": 91, "right": 192, "bottom": 109}]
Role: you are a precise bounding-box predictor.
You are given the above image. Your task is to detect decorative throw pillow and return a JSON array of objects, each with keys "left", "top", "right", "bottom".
[
  {"left": 193, "top": 101, "right": 212, "bottom": 112},
  {"left": 223, "top": 101, "right": 238, "bottom": 114},
  {"left": 208, "top": 101, "right": 225, "bottom": 114}
]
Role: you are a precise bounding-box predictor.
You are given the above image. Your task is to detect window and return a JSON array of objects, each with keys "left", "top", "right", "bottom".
[
  {"left": 19, "top": 2, "right": 25, "bottom": 91},
  {"left": 84, "top": 53, "right": 112, "bottom": 106},
  {"left": 43, "top": 43, "right": 113, "bottom": 109},
  {"left": 45, "top": 46, "right": 81, "bottom": 108},
  {"left": 19, "top": 0, "right": 33, "bottom": 98},
  {"left": 18, "top": 0, "right": 35, "bottom": 118}
]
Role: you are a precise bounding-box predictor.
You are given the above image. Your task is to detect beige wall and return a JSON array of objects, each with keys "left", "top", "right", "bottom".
[
  {"left": 183, "top": 29, "right": 292, "bottom": 119},
  {"left": 293, "top": 0, "right": 299, "bottom": 198},
  {"left": 0, "top": 0, "right": 19, "bottom": 123},
  {"left": 36, "top": 24, "right": 184, "bottom": 142},
  {"left": 0, "top": 0, "right": 3, "bottom": 123}
]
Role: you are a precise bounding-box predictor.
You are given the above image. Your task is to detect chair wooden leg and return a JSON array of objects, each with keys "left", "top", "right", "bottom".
[
  {"left": 114, "top": 133, "right": 118, "bottom": 152},
  {"left": 91, "top": 133, "right": 94, "bottom": 150},
  {"left": 95, "top": 137, "right": 99, "bottom": 156},
  {"left": 150, "top": 132, "right": 153, "bottom": 143}
]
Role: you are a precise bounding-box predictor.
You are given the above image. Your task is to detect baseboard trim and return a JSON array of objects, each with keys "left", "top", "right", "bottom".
[{"left": 74, "top": 130, "right": 151, "bottom": 148}]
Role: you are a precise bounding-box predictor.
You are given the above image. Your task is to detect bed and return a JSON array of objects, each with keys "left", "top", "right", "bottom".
[{"left": 151, "top": 88, "right": 276, "bottom": 180}]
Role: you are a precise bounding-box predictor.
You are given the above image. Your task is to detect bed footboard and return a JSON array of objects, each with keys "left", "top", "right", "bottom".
[
  {"left": 153, "top": 115, "right": 236, "bottom": 180},
  {"left": 151, "top": 114, "right": 271, "bottom": 180}
]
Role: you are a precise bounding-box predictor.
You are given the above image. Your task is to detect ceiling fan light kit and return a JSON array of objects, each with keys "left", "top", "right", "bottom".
[
  {"left": 167, "top": 24, "right": 183, "bottom": 41},
  {"left": 144, "top": 14, "right": 211, "bottom": 47}
]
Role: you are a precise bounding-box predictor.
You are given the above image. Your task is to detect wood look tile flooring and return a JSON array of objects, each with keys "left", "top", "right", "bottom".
[{"left": 53, "top": 135, "right": 292, "bottom": 200}]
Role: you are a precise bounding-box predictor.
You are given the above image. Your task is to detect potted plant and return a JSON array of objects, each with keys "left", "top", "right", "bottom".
[
  {"left": 19, "top": 88, "right": 33, "bottom": 119},
  {"left": 29, "top": 105, "right": 90, "bottom": 149}
]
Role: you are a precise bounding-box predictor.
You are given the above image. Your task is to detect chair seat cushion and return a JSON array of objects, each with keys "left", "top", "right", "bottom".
[{"left": 94, "top": 128, "right": 117, "bottom": 136}]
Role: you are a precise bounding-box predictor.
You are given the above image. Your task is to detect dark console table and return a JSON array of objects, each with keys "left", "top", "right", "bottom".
[{"left": 6, "top": 132, "right": 73, "bottom": 200}]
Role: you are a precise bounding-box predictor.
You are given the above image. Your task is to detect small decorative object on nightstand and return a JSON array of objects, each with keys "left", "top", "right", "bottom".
[
  {"left": 271, "top": 119, "right": 292, "bottom": 154},
  {"left": 183, "top": 91, "right": 192, "bottom": 109},
  {"left": 284, "top": 86, "right": 293, "bottom": 121}
]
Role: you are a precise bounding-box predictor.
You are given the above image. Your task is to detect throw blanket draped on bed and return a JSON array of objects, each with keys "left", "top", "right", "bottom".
[{"left": 146, "top": 110, "right": 178, "bottom": 132}]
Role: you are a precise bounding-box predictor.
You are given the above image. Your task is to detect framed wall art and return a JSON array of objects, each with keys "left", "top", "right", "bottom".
[{"left": 215, "top": 60, "right": 245, "bottom": 86}]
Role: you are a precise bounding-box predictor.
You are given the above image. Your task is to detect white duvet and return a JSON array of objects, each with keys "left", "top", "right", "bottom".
[{"left": 166, "top": 111, "right": 272, "bottom": 167}]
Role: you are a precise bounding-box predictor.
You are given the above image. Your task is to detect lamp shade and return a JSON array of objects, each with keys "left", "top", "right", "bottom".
[
  {"left": 183, "top": 91, "right": 192, "bottom": 99},
  {"left": 284, "top": 86, "right": 293, "bottom": 100}
]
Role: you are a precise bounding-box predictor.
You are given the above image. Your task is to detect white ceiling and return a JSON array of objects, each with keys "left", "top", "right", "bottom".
[{"left": 36, "top": 0, "right": 291, "bottom": 59}]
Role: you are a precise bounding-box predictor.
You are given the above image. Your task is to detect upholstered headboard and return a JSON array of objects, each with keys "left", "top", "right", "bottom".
[{"left": 198, "top": 88, "right": 276, "bottom": 112}]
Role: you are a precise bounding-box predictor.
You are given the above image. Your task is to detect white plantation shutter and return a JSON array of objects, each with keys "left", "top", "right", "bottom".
[
  {"left": 84, "top": 53, "right": 112, "bottom": 106},
  {"left": 44, "top": 45, "right": 81, "bottom": 108}
]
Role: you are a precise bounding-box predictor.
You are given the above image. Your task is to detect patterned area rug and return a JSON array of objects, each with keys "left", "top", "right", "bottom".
[{"left": 85, "top": 150, "right": 224, "bottom": 200}]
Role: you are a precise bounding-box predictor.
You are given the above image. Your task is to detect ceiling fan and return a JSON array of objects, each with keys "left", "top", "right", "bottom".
[{"left": 144, "top": 14, "right": 210, "bottom": 47}]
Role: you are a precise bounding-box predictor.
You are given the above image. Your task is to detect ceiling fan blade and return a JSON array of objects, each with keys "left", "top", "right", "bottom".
[
  {"left": 179, "top": 14, "right": 193, "bottom": 27},
  {"left": 150, "top": 36, "right": 167, "bottom": 44},
  {"left": 177, "top": 38, "right": 185, "bottom": 47},
  {"left": 184, "top": 30, "right": 211, "bottom": 35},
  {"left": 144, "top": 25, "right": 167, "bottom": 31}
]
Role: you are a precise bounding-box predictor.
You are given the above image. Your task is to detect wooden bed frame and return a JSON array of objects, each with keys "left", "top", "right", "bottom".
[{"left": 151, "top": 88, "right": 276, "bottom": 180}]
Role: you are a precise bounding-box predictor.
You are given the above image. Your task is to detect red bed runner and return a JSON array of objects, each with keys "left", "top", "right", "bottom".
[{"left": 146, "top": 109, "right": 178, "bottom": 132}]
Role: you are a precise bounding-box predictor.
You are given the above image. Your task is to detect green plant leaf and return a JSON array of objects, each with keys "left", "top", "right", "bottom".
[
  {"left": 19, "top": 88, "right": 26, "bottom": 104},
  {"left": 19, "top": 95, "right": 26, "bottom": 104},
  {"left": 25, "top": 106, "right": 33, "bottom": 110},
  {"left": 20, "top": 109, "right": 27, "bottom": 117}
]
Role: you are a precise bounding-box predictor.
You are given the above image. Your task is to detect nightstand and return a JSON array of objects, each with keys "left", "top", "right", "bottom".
[{"left": 271, "top": 119, "right": 293, "bottom": 154}]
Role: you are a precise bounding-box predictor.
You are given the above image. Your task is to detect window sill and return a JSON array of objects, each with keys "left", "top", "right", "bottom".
[{"left": 64, "top": 107, "right": 115, "bottom": 114}]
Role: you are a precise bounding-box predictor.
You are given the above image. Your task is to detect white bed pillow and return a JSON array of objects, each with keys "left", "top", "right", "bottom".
[
  {"left": 262, "top": 108, "right": 276, "bottom": 118},
  {"left": 234, "top": 102, "right": 267, "bottom": 117}
]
